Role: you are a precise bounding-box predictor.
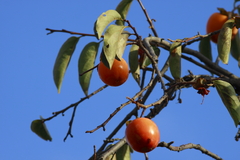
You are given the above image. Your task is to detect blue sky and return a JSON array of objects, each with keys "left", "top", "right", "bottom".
[{"left": 1, "top": 0, "right": 240, "bottom": 160}]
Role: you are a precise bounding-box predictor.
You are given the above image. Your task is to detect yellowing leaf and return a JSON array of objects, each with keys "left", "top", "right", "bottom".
[
  {"left": 103, "top": 25, "right": 128, "bottom": 69},
  {"left": 213, "top": 80, "right": 240, "bottom": 127},
  {"left": 53, "top": 36, "right": 80, "bottom": 93},
  {"left": 115, "top": 0, "right": 133, "bottom": 26},
  {"left": 169, "top": 41, "right": 182, "bottom": 80},
  {"left": 129, "top": 44, "right": 140, "bottom": 85},
  {"left": 94, "top": 10, "right": 122, "bottom": 40},
  {"left": 30, "top": 116, "right": 52, "bottom": 141},
  {"left": 78, "top": 42, "right": 99, "bottom": 96},
  {"left": 217, "top": 19, "right": 235, "bottom": 64}
]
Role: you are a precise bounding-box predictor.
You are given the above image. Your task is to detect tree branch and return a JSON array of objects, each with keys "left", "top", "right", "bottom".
[
  {"left": 159, "top": 141, "right": 223, "bottom": 160},
  {"left": 43, "top": 84, "right": 108, "bottom": 141},
  {"left": 86, "top": 70, "right": 156, "bottom": 134}
]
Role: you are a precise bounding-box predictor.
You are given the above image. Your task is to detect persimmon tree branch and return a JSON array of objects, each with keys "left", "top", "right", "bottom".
[
  {"left": 143, "top": 36, "right": 240, "bottom": 84},
  {"left": 91, "top": 57, "right": 174, "bottom": 159},
  {"left": 137, "top": 0, "right": 158, "bottom": 37},
  {"left": 86, "top": 69, "right": 156, "bottom": 133},
  {"left": 46, "top": 28, "right": 136, "bottom": 42},
  {"left": 46, "top": 28, "right": 96, "bottom": 36},
  {"left": 140, "top": 39, "right": 166, "bottom": 91},
  {"left": 158, "top": 141, "right": 223, "bottom": 160},
  {"left": 43, "top": 84, "right": 108, "bottom": 141},
  {"left": 63, "top": 105, "right": 77, "bottom": 141}
]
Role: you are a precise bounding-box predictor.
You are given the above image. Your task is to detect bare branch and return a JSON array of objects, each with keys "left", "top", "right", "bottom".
[
  {"left": 86, "top": 71, "right": 156, "bottom": 133},
  {"left": 63, "top": 105, "right": 77, "bottom": 141},
  {"left": 93, "top": 145, "right": 97, "bottom": 160},
  {"left": 43, "top": 84, "right": 108, "bottom": 122},
  {"left": 136, "top": 0, "right": 158, "bottom": 37},
  {"left": 99, "top": 138, "right": 127, "bottom": 160},
  {"left": 43, "top": 85, "right": 108, "bottom": 141},
  {"left": 159, "top": 141, "right": 223, "bottom": 160}
]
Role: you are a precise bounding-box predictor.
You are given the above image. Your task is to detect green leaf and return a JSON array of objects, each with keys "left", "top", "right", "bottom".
[
  {"left": 230, "top": 32, "right": 240, "bottom": 67},
  {"left": 53, "top": 36, "right": 80, "bottom": 93},
  {"left": 116, "top": 143, "right": 132, "bottom": 160},
  {"left": 94, "top": 10, "right": 122, "bottom": 40},
  {"left": 199, "top": 36, "right": 212, "bottom": 62},
  {"left": 115, "top": 0, "right": 133, "bottom": 26},
  {"left": 169, "top": 41, "right": 182, "bottom": 80},
  {"left": 141, "top": 46, "right": 160, "bottom": 68},
  {"left": 30, "top": 116, "right": 52, "bottom": 141},
  {"left": 213, "top": 80, "right": 240, "bottom": 127},
  {"left": 103, "top": 25, "right": 128, "bottom": 69},
  {"left": 217, "top": 19, "right": 235, "bottom": 64},
  {"left": 78, "top": 42, "right": 99, "bottom": 96},
  {"left": 129, "top": 44, "right": 140, "bottom": 85},
  {"left": 116, "top": 31, "right": 130, "bottom": 60}
]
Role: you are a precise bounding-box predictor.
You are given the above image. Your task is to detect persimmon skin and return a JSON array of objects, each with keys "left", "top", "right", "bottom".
[
  {"left": 125, "top": 118, "right": 160, "bottom": 153},
  {"left": 98, "top": 58, "right": 129, "bottom": 86},
  {"left": 206, "top": 12, "right": 238, "bottom": 43}
]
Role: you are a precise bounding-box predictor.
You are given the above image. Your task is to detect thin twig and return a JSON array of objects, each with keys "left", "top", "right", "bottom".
[
  {"left": 43, "top": 85, "right": 108, "bottom": 141},
  {"left": 90, "top": 73, "right": 158, "bottom": 159},
  {"left": 46, "top": 28, "right": 136, "bottom": 42},
  {"left": 43, "top": 85, "right": 108, "bottom": 122},
  {"left": 142, "top": 38, "right": 166, "bottom": 91},
  {"left": 86, "top": 73, "right": 155, "bottom": 133},
  {"left": 85, "top": 100, "right": 132, "bottom": 133},
  {"left": 144, "top": 153, "right": 149, "bottom": 160},
  {"left": 63, "top": 105, "right": 78, "bottom": 141},
  {"left": 137, "top": 0, "right": 158, "bottom": 37},
  {"left": 93, "top": 145, "right": 97, "bottom": 160},
  {"left": 181, "top": 54, "right": 222, "bottom": 76},
  {"left": 158, "top": 141, "right": 223, "bottom": 160}
]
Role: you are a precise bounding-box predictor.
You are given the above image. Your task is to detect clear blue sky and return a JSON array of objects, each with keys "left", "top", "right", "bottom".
[{"left": 1, "top": 0, "right": 240, "bottom": 160}]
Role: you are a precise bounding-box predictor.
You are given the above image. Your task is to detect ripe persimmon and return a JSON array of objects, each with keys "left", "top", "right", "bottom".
[
  {"left": 125, "top": 118, "right": 160, "bottom": 153},
  {"left": 206, "top": 12, "right": 238, "bottom": 43},
  {"left": 98, "top": 58, "right": 129, "bottom": 86}
]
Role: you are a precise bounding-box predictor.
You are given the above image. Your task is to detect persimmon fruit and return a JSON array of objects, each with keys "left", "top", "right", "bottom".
[
  {"left": 206, "top": 12, "right": 238, "bottom": 43},
  {"left": 98, "top": 58, "right": 129, "bottom": 86},
  {"left": 125, "top": 118, "right": 160, "bottom": 153}
]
